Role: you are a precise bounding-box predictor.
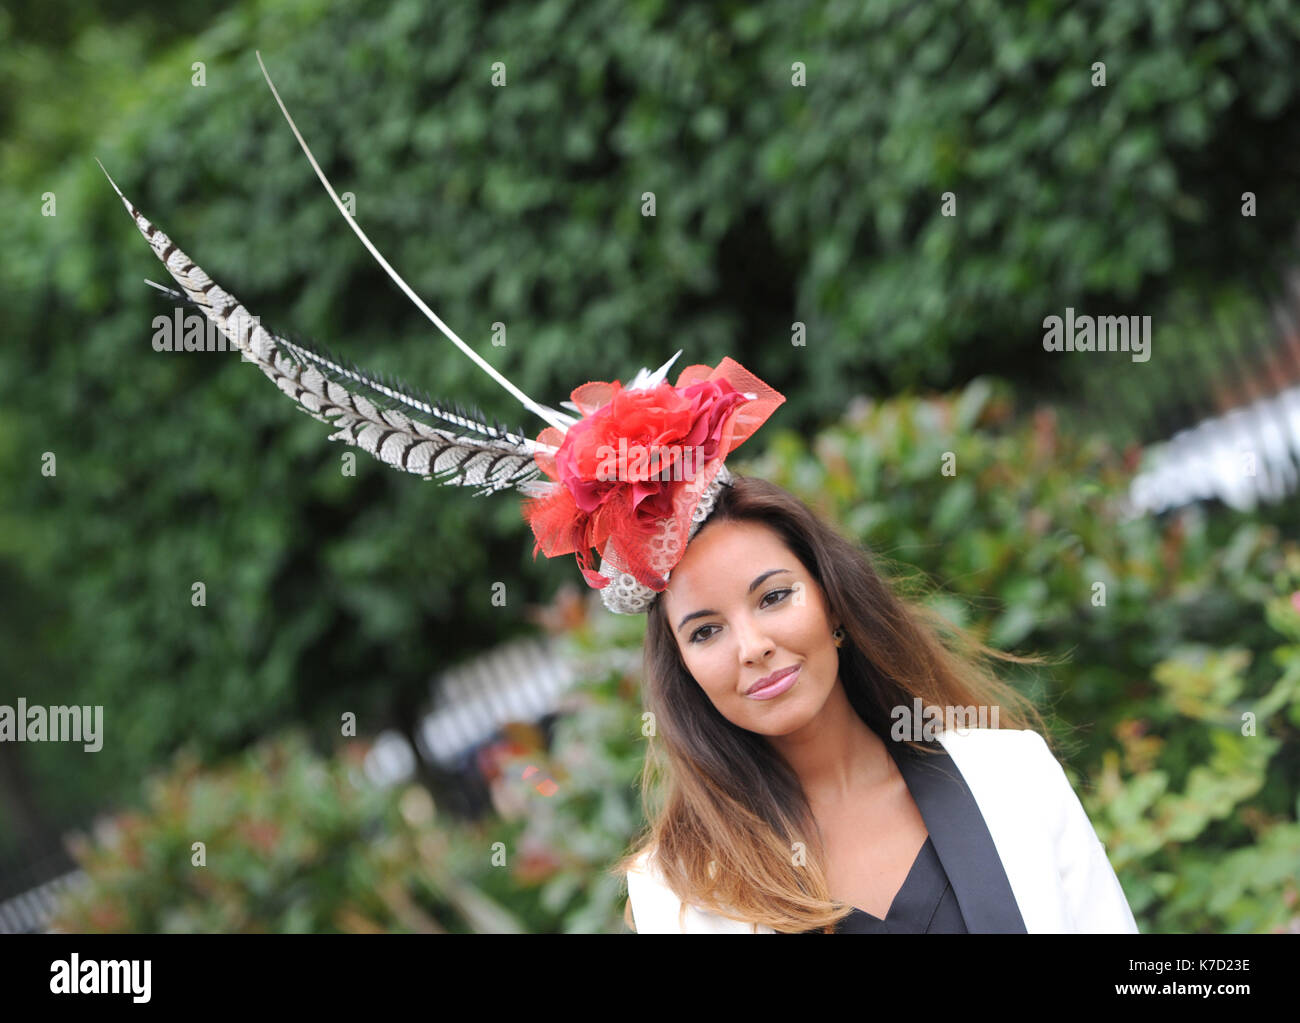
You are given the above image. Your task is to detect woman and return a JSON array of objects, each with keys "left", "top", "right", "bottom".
[
  {"left": 103, "top": 146, "right": 1135, "bottom": 934},
  {"left": 613, "top": 474, "right": 1140, "bottom": 934}
]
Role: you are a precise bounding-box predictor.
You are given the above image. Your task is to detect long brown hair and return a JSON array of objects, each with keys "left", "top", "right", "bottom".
[{"left": 610, "top": 474, "right": 1052, "bottom": 933}]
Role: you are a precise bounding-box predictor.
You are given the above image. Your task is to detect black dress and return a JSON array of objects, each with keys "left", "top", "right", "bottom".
[
  {"left": 830, "top": 834, "right": 968, "bottom": 933},
  {"left": 796, "top": 734, "right": 980, "bottom": 934}
]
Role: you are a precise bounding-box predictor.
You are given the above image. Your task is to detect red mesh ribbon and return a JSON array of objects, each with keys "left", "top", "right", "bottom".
[{"left": 520, "top": 357, "right": 785, "bottom": 591}]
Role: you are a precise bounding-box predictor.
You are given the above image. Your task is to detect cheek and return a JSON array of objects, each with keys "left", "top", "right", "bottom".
[
  {"left": 679, "top": 643, "right": 736, "bottom": 698},
  {"left": 682, "top": 642, "right": 724, "bottom": 677},
  {"left": 784, "top": 602, "right": 827, "bottom": 646}
]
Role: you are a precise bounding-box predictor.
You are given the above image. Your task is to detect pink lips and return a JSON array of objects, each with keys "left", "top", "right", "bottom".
[{"left": 744, "top": 665, "right": 800, "bottom": 700}]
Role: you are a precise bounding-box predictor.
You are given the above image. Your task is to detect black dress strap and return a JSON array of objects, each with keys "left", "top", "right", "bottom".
[{"left": 886, "top": 734, "right": 1026, "bottom": 933}]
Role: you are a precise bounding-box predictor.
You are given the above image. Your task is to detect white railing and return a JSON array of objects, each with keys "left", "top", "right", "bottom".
[{"left": 0, "top": 870, "right": 87, "bottom": 934}]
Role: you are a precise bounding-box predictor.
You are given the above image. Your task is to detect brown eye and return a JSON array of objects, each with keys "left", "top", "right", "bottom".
[
  {"left": 761, "top": 588, "right": 793, "bottom": 608},
  {"left": 689, "top": 625, "right": 718, "bottom": 644}
]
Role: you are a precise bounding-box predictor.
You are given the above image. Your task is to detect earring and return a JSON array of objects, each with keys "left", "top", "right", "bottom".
[{"left": 832, "top": 627, "right": 845, "bottom": 648}]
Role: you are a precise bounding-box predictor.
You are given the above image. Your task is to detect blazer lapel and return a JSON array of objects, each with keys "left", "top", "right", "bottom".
[{"left": 885, "top": 735, "right": 1028, "bottom": 933}]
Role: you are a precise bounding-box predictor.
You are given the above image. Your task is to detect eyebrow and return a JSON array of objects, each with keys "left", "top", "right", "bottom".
[{"left": 675, "top": 569, "right": 794, "bottom": 633}]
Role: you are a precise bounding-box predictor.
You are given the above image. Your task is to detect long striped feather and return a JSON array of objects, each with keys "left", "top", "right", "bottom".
[
  {"left": 99, "top": 162, "right": 555, "bottom": 498},
  {"left": 144, "top": 278, "right": 538, "bottom": 451}
]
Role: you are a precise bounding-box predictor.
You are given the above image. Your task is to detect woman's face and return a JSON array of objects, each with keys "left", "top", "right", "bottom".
[{"left": 661, "top": 518, "right": 842, "bottom": 737}]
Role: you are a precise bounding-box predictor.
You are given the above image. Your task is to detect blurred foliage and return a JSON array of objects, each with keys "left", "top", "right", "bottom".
[{"left": 50, "top": 731, "right": 529, "bottom": 933}]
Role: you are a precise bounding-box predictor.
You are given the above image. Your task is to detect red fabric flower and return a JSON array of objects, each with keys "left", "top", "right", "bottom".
[
  {"left": 555, "top": 379, "right": 746, "bottom": 522},
  {"left": 520, "top": 358, "right": 785, "bottom": 591}
]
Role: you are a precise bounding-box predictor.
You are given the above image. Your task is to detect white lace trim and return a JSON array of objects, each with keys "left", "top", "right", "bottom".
[{"left": 598, "top": 465, "right": 733, "bottom": 615}]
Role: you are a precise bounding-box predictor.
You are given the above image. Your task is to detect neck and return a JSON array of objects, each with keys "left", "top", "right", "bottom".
[{"left": 765, "top": 678, "right": 896, "bottom": 813}]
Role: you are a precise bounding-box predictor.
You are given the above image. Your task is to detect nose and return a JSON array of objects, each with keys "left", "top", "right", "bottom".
[{"left": 733, "top": 613, "right": 775, "bottom": 667}]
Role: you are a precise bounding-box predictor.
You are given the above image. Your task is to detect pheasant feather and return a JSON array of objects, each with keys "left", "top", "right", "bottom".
[{"left": 98, "top": 161, "right": 551, "bottom": 497}]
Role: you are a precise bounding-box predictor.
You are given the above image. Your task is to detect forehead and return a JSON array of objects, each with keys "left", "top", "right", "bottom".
[{"left": 664, "top": 520, "right": 793, "bottom": 608}]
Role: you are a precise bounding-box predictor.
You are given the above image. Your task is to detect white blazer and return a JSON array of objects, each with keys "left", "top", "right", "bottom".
[{"left": 625, "top": 727, "right": 1139, "bottom": 933}]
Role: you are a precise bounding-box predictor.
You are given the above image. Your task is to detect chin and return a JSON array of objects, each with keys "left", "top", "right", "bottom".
[{"left": 739, "top": 687, "right": 825, "bottom": 735}]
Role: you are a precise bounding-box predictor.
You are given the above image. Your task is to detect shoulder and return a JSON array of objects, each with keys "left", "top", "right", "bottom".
[
  {"left": 625, "top": 848, "right": 685, "bottom": 933},
  {"left": 933, "top": 726, "right": 1050, "bottom": 774},
  {"left": 932, "top": 725, "right": 1044, "bottom": 752},
  {"left": 932, "top": 725, "right": 1056, "bottom": 766},
  {"left": 932, "top": 730, "right": 1137, "bottom": 932},
  {"left": 932, "top": 727, "right": 1071, "bottom": 825},
  {"left": 625, "top": 848, "right": 773, "bottom": 934},
  {"left": 927, "top": 726, "right": 1117, "bottom": 848}
]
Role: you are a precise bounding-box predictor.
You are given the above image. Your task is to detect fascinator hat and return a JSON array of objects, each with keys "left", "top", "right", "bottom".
[{"left": 98, "top": 54, "right": 785, "bottom": 615}]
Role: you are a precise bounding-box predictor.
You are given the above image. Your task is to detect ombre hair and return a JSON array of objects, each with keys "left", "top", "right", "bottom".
[{"left": 610, "top": 474, "right": 1051, "bottom": 933}]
